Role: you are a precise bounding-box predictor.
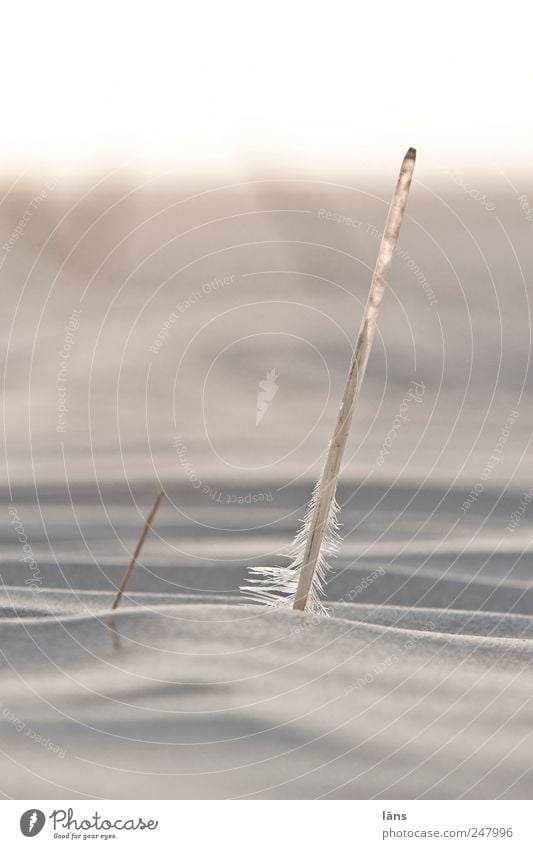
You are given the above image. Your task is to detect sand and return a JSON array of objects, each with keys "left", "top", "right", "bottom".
[{"left": 1, "top": 180, "right": 533, "bottom": 798}]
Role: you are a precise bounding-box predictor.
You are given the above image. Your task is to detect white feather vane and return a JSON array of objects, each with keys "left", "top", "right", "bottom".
[
  {"left": 242, "top": 478, "right": 341, "bottom": 614},
  {"left": 242, "top": 149, "right": 416, "bottom": 614}
]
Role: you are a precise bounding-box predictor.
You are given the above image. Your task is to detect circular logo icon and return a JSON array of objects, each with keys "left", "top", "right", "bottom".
[{"left": 20, "top": 809, "right": 46, "bottom": 837}]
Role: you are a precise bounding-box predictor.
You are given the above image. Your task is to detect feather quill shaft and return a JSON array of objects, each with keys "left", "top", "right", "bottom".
[
  {"left": 243, "top": 148, "right": 416, "bottom": 614},
  {"left": 293, "top": 148, "right": 416, "bottom": 610}
]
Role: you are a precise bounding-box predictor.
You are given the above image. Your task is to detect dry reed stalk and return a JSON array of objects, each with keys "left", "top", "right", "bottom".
[{"left": 111, "top": 488, "right": 165, "bottom": 610}]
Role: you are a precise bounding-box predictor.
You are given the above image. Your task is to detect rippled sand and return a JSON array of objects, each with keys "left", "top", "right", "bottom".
[{"left": 1, "top": 180, "right": 533, "bottom": 797}]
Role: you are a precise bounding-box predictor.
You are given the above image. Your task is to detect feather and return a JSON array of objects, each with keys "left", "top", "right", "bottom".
[{"left": 242, "top": 148, "right": 416, "bottom": 613}]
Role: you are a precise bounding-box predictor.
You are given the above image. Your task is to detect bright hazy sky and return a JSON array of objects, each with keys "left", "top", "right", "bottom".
[{"left": 2, "top": 0, "right": 532, "bottom": 179}]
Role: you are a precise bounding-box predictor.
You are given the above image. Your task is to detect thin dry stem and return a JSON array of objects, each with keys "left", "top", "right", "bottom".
[{"left": 111, "top": 488, "right": 165, "bottom": 610}]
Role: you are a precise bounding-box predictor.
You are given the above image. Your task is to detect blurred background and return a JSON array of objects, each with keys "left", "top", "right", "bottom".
[
  {"left": 1, "top": 1, "right": 532, "bottom": 178},
  {"left": 1, "top": 0, "right": 533, "bottom": 532}
]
